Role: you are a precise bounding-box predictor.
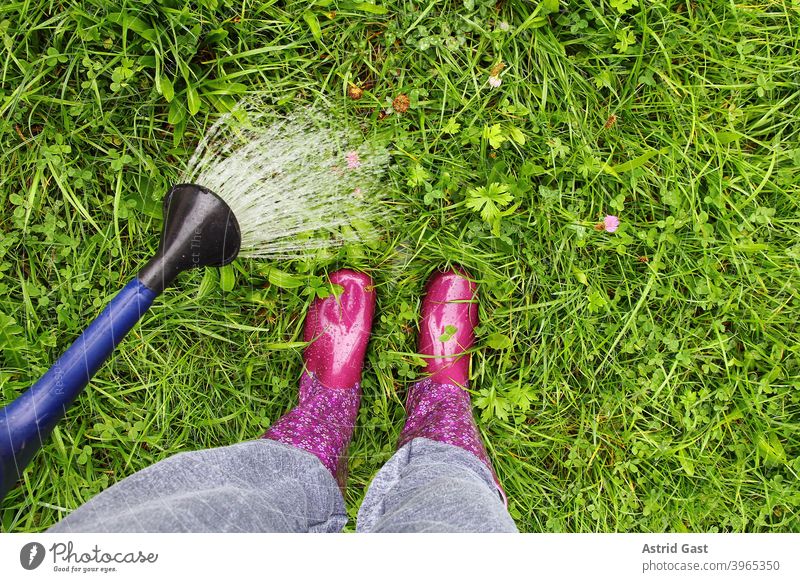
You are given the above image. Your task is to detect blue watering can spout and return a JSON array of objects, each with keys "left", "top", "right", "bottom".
[{"left": 0, "top": 184, "right": 241, "bottom": 502}]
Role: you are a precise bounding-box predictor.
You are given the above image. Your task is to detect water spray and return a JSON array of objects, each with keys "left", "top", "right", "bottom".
[{"left": 0, "top": 104, "right": 388, "bottom": 501}]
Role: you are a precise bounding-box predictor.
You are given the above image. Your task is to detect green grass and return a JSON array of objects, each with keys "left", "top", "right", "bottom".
[{"left": 1, "top": 0, "right": 799, "bottom": 532}]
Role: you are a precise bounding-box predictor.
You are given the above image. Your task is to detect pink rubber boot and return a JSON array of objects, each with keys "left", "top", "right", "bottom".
[
  {"left": 262, "top": 269, "right": 375, "bottom": 488},
  {"left": 398, "top": 267, "right": 505, "bottom": 500}
]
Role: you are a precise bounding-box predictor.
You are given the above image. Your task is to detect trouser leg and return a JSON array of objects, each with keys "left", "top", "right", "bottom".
[
  {"left": 356, "top": 438, "right": 517, "bottom": 533},
  {"left": 49, "top": 439, "right": 346, "bottom": 533}
]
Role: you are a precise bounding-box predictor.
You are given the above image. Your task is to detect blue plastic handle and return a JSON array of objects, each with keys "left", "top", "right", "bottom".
[{"left": 0, "top": 278, "right": 157, "bottom": 499}]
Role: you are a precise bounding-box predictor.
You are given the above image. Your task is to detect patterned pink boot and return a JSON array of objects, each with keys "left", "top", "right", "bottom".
[
  {"left": 262, "top": 269, "right": 375, "bottom": 488},
  {"left": 398, "top": 267, "right": 505, "bottom": 501}
]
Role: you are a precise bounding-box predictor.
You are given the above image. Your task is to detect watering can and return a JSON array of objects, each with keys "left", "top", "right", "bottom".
[{"left": 0, "top": 185, "right": 241, "bottom": 502}]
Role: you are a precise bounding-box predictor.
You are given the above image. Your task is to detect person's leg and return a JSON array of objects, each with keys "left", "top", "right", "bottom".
[
  {"left": 50, "top": 269, "right": 375, "bottom": 533},
  {"left": 357, "top": 438, "right": 516, "bottom": 532},
  {"left": 50, "top": 439, "right": 346, "bottom": 533},
  {"left": 357, "top": 268, "right": 517, "bottom": 533}
]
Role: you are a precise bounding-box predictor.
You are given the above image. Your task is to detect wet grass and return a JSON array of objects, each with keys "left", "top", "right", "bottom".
[{"left": 1, "top": 0, "right": 799, "bottom": 532}]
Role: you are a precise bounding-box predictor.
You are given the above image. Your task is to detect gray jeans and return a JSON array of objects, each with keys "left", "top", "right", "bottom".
[{"left": 49, "top": 438, "right": 517, "bottom": 533}]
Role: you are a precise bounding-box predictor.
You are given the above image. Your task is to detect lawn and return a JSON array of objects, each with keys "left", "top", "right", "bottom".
[{"left": 0, "top": 0, "right": 798, "bottom": 532}]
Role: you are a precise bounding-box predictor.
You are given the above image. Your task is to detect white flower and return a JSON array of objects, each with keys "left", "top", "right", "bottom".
[
  {"left": 498, "top": 21, "right": 510, "bottom": 32},
  {"left": 488, "top": 75, "right": 502, "bottom": 88}
]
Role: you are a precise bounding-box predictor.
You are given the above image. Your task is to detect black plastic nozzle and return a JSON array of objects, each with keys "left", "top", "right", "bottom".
[{"left": 138, "top": 184, "right": 241, "bottom": 294}]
